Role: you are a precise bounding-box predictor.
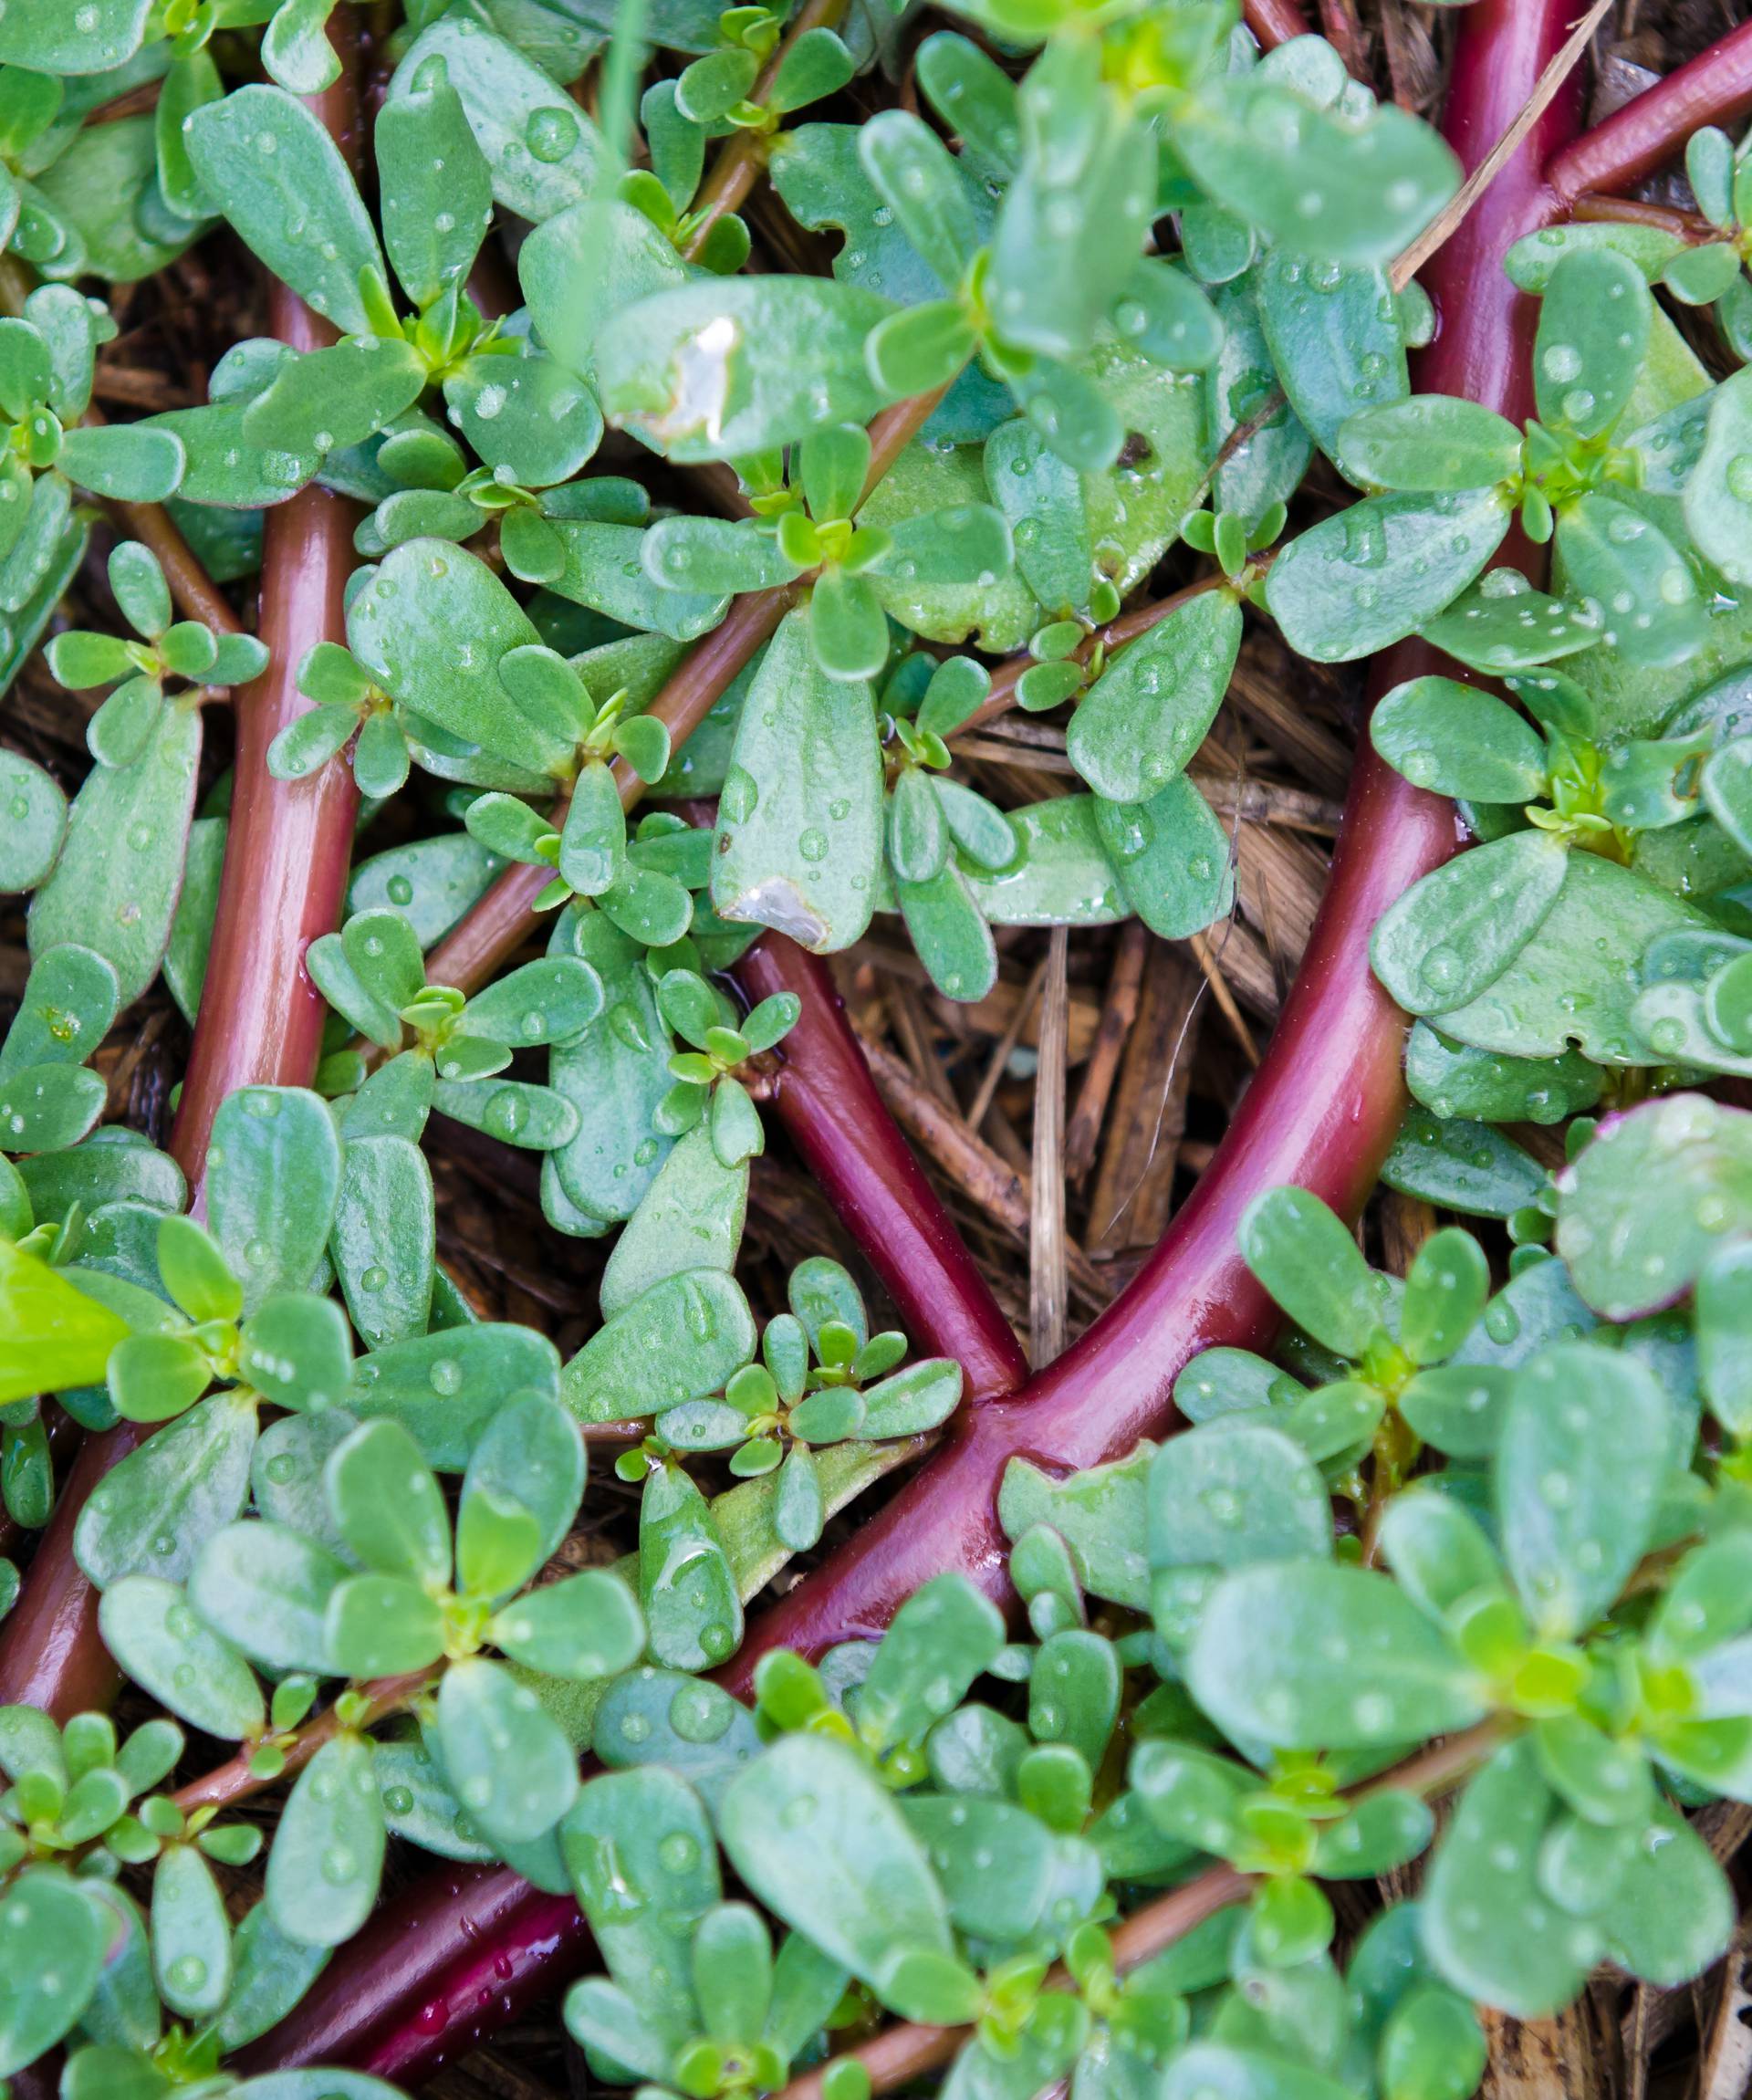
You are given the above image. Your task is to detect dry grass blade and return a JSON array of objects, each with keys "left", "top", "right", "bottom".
[
  {"left": 1030, "top": 927, "right": 1070, "bottom": 1364},
  {"left": 1065, "top": 921, "right": 1147, "bottom": 1185},
  {"left": 1390, "top": 0, "right": 1615, "bottom": 291}
]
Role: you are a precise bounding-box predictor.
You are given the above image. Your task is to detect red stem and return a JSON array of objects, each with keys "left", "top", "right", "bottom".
[
  {"left": 253, "top": 7, "right": 1584, "bottom": 2080},
  {"left": 1241, "top": 0, "right": 1311, "bottom": 50},
  {"left": 0, "top": 48, "right": 364, "bottom": 1721},
  {"left": 732, "top": 940, "right": 1029, "bottom": 1405},
  {"left": 1547, "top": 18, "right": 1752, "bottom": 207},
  {"left": 230, "top": 1874, "right": 589, "bottom": 2083}
]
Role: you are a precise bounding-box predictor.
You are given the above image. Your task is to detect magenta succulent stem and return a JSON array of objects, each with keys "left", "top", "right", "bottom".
[
  {"left": 0, "top": 51, "right": 363, "bottom": 1719},
  {"left": 1241, "top": 0, "right": 1310, "bottom": 51},
  {"left": 733, "top": 939, "right": 1031, "bottom": 1406},
  {"left": 230, "top": 1875, "right": 590, "bottom": 2084},
  {"left": 1547, "top": 18, "right": 1752, "bottom": 207}
]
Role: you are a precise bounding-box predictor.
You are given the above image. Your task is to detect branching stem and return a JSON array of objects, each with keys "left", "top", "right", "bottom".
[
  {"left": 418, "top": 378, "right": 951, "bottom": 1000},
  {"left": 170, "top": 1668, "right": 438, "bottom": 1818},
  {"left": 1547, "top": 17, "right": 1752, "bottom": 207},
  {"left": 245, "top": 6, "right": 1589, "bottom": 2077},
  {"left": 0, "top": 40, "right": 365, "bottom": 1720}
]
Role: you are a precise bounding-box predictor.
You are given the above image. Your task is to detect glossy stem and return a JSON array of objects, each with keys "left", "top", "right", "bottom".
[
  {"left": 1546, "top": 17, "right": 1752, "bottom": 206},
  {"left": 254, "top": 4, "right": 1579, "bottom": 2076},
  {"left": 231, "top": 1873, "right": 589, "bottom": 2084},
  {"left": 0, "top": 46, "right": 364, "bottom": 1721},
  {"left": 165, "top": 355, "right": 364, "bottom": 1174},
  {"left": 1572, "top": 192, "right": 1715, "bottom": 238},
  {"left": 1240, "top": 0, "right": 1309, "bottom": 50},
  {"left": 732, "top": 939, "right": 1029, "bottom": 1405}
]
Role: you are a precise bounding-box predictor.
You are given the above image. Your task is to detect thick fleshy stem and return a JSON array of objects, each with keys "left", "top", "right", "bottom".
[
  {"left": 1240, "top": 0, "right": 1310, "bottom": 51},
  {"left": 731, "top": 940, "right": 1030, "bottom": 1404},
  {"left": 1547, "top": 18, "right": 1752, "bottom": 207},
  {"left": 248, "top": 3, "right": 1581, "bottom": 2075},
  {"left": 0, "top": 45, "right": 365, "bottom": 1723}
]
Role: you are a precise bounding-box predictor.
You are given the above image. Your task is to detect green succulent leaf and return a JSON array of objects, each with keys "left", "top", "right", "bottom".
[
  {"left": 1186, "top": 1562, "right": 1486, "bottom": 1751},
  {"left": 184, "top": 86, "right": 384, "bottom": 337},
  {"left": 0, "top": 1870, "right": 108, "bottom": 2078},
  {"left": 1683, "top": 364, "right": 1752, "bottom": 587},
  {"left": 720, "top": 1733, "right": 960, "bottom": 2017},
  {"left": 1067, "top": 592, "right": 1241, "bottom": 804},
  {"left": 1496, "top": 1343, "right": 1668, "bottom": 1638},
  {"left": 438, "top": 1655, "right": 579, "bottom": 1847},
  {"left": 1176, "top": 78, "right": 1460, "bottom": 268},
  {"left": 639, "top": 1458, "right": 743, "bottom": 1673},
  {"left": 1236, "top": 1186, "right": 1386, "bottom": 1360},
  {"left": 597, "top": 278, "right": 897, "bottom": 463},
  {"left": 266, "top": 1735, "right": 387, "bottom": 1947},
  {"left": 1371, "top": 831, "right": 1570, "bottom": 1019},
  {"left": 1266, "top": 487, "right": 1510, "bottom": 663},
  {"left": 1532, "top": 248, "right": 1651, "bottom": 442},
  {"left": 98, "top": 1575, "right": 265, "bottom": 1740},
  {"left": 712, "top": 607, "right": 882, "bottom": 954},
  {"left": 1556, "top": 1095, "right": 1752, "bottom": 1318}
]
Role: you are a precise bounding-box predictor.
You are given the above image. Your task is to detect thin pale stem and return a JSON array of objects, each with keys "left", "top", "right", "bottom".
[
  {"left": 784, "top": 1719, "right": 1510, "bottom": 2100},
  {"left": 1572, "top": 193, "right": 1715, "bottom": 237},
  {"left": 418, "top": 379, "right": 951, "bottom": 1002},
  {"left": 1547, "top": 16, "right": 1752, "bottom": 207},
  {"left": 170, "top": 1669, "right": 438, "bottom": 1817},
  {"left": 682, "top": 0, "right": 850, "bottom": 261}
]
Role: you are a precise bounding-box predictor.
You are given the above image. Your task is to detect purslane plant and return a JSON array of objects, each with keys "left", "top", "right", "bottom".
[
  {"left": 248, "top": 0, "right": 1674, "bottom": 2075},
  {"left": 9, "top": 2, "right": 1752, "bottom": 2097}
]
